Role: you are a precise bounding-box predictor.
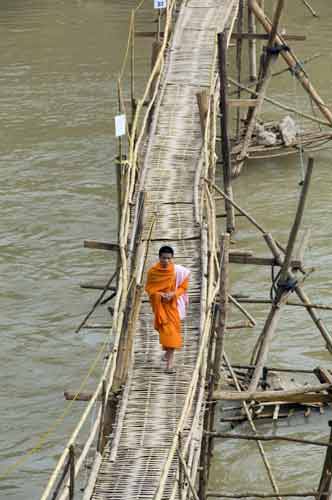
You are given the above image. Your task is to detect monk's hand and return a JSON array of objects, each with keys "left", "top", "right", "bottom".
[{"left": 165, "top": 292, "right": 175, "bottom": 301}]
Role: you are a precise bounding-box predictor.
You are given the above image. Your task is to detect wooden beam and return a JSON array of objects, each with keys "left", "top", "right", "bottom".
[
  {"left": 228, "top": 98, "right": 258, "bottom": 107},
  {"left": 229, "top": 254, "right": 302, "bottom": 267},
  {"left": 231, "top": 32, "right": 306, "bottom": 41},
  {"left": 84, "top": 240, "right": 119, "bottom": 252}
]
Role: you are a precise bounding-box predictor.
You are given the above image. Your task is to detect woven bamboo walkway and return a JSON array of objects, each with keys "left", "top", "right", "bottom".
[{"left": 91, "top": 1, "right": 237, "bottom": 498}]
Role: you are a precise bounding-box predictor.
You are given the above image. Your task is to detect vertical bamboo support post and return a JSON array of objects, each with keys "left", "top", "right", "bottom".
[
  {"left": 213, "top": 233, "right": 230, "bottom": 387},
  {"left": 199, "top": 304, "right": 219, "bottom": 500},
  {"left": 248, "top": 0, "right": 257, "bottom": 81},
  {"left": 217, "top": 31, "right": 235, "bottom": 234},
  {"left": 235, "top": 0, "right": 244, "bottom": 138},
  {"left": 317, "top": 421, "right": 332, "bottom": 500},
  {"left": 116, "top": 79, "right": 124, "bottom": 279},
  {"left": 150, "top": 40, "right": 163, "bottom": 101},
  {"left": 130, "top": 10, "right": 136, "bottom": 125},
  {"left": 157, "top": 8, "right": 162, "bottom": 41},
  {"left": 69, "top": 445, "right": 75, "bottom": 500}
]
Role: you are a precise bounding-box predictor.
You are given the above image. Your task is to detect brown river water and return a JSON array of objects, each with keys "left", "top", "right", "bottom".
[{"left": 1, "top": 1, "right": 332, "bottom": 498}]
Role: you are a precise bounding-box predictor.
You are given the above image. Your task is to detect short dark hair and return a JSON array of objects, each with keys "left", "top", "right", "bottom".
[{"left": 159, "top": 245, "right": 174, "bottom": 257}]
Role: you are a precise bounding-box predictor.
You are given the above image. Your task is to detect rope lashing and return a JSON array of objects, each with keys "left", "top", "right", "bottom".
[
  {"left": 265, "top": 44, "right": 290, "bottom": 56},
  {"left": 277, "top": 276, "right": 298, "bottom": 293}
]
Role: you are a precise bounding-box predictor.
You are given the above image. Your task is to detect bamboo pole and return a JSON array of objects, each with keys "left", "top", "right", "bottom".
[
  {"left": 213, "top": 382, "right": 332, "bottom": 402},
  {"left": 130, "top": 11, "right": 136, "bottom": 124},
  {"left": 317, "top": 422, "right": 332, "bottom": 500},
  {"left": 218, "top": 31, "right": 235, "bottom": 233},
  {"left": 248, "top": 0, "right": 332, "bottom": 125},
  {"left": 223, "top": 353, "right": 281, "bottom": 497},
  {"left": 207, "top": 492, "right": 326, "bottom": 498},
  {"left": 207, "top": 431, "right": 332, "bottom": 448},
  {"left": 236, "top": 298, "right": 332, "bottom": 312},
  {"left": 228, "top": 77, "right": 330, "bottom": 128},
  {"left": 247, "top": 1, "right": 257, "bottom": 81},
  {"left": 75, "top": 269, "right": 118, "bottom": 334},
  {"left": 213, "top": 233, "right": 230, "bottom": 387},
  {"left": 177, "top": 448, "right": 200, "bottom": 500},
  {"left": 301, "top": 0, "right": 318, "bottom": 18},
  {"left": 264, "top": 235, "right": 332, "bottom": 354},
  {"left": 228, "top": 294, "right": 256, "bottom": 326},
  {"left": 235, "top": 0, "right": 285, "bottom": 175},
  {"left": 279, "top": 158, "right": 313, "bottom": 283},
  {"left": 69, "top": 446, "right": 75, "bottom": 500},
  {"left": 235, "top": 0, "right": 244, "bottom": 138},
  {"left": 248, "top": 161, "right": 313, "bottom": 391}
]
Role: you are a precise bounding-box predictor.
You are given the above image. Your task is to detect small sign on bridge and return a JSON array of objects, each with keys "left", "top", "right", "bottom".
[{"left": 154, "top": 0, "right": 166, "bottom": 9}]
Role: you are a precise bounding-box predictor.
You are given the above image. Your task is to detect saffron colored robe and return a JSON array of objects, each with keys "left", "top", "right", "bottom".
[{"left": 145, "top": 262, "right": 190, "bottom": 349}]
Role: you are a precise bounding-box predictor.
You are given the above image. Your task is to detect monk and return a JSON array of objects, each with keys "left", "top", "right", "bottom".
[{"left": 145, "top": 246, "right": 190, "bottom": 373}]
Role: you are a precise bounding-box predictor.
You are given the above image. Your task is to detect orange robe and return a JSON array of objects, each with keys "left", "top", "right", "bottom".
[{"left": 145, "top": 262, "right": 189, "bottom": 349}]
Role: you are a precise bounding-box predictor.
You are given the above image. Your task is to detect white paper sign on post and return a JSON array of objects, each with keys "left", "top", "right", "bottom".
[
  {"left": 154, "top": 0, "right": 166, "bottom": 9},
  {"left": 115, "top": 114, "right": 126, "bottom": 137}
]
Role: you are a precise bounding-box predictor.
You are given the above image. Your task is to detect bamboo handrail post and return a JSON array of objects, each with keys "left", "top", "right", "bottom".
[
  {"left": 69, "top": 445, "right": 75, "bottom": 500},
  {"left": 130, "top": 10, "right": 136, "bottom": 124},
  {"left": 218, "top": 31, "right": 235, "bottom": 234},
  {"left": 50, "top": 457, "right": 71, "bottom": 500}
]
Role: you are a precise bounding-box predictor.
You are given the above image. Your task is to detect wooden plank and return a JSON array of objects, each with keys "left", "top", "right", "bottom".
[{"left": 84, "top": 240, "right": 119, "bottom": 252}]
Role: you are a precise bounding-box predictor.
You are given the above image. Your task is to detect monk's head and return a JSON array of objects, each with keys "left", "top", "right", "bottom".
[{"left": 159, "top": 245, "right": 174, "bottom": 269}]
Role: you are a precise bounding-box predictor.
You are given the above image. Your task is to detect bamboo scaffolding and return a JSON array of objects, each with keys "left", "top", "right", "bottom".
[
  {"left": 248, "top": 0, "right": 332, "bottom": 125},
  {"left": 248, "top": 160, "right": 313, "bottom": 392}
]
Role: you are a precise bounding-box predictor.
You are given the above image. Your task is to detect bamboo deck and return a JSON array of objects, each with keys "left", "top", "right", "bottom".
[{"left": 90, "top": 1, "right": 237, "bottom": 498}]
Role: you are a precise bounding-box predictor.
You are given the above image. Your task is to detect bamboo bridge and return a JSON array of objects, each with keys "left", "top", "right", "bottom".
[{"left": 41, "top": 1, "right": 332, "bottom": 499}]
